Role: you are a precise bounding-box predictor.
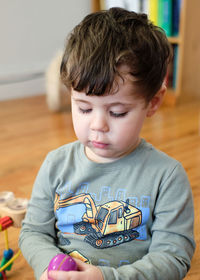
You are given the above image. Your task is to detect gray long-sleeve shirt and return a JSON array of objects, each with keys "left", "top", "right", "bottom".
[{"left": 19, "top": 139, "right": 195, "bottom": 279}]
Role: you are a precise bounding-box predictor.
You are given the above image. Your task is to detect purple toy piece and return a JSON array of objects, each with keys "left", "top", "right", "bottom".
[{"left": 48, "top": 253, "right": 77, "bottom": 279}]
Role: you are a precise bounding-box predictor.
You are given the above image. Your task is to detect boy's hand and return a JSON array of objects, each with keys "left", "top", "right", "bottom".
[
  {"left": 48, "top": 258, "right": 104, "bottom": 280},
  {"left": 40, "top": 269, "right": 48, "bottom": 280}
]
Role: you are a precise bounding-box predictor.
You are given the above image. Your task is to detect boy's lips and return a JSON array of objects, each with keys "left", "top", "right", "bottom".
[{"left": 91, "top": 141, "right": 109, "bottom": 149}]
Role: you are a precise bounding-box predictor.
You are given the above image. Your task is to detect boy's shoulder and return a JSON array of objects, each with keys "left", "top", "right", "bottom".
[
  {"left": 139, "top": 139, "right": 189, "bottom": 185},
  {"left": 140, "top": 139, "right": 181, "bottom": 169},
  {"left": 46, "top": 140, "right": 81, "bottom": 162}
]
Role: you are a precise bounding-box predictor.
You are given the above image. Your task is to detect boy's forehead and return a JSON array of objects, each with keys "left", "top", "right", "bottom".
[
  {"left": 112, "top": 65, "right": 138, "bottom": 93},
  {"left": 71, "top": 64, "right": 142, "bottom": 102},
  {"left": 71, "top": 76, "right": 142, "bottom": 105},
  {"left": 117, "top": 64, "right": 132, "bottom": 76}
]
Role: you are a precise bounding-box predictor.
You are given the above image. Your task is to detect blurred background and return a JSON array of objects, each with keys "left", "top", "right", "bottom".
[{"left": 0, "top": 0, "right": 91, "bottom": 100}]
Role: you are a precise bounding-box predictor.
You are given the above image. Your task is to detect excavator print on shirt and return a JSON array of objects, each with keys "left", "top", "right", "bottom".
[{"left": 54, "top": 193, "right": 142, "bottom": 249}]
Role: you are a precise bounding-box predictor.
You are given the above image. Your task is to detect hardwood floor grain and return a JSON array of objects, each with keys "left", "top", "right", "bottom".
[{"left": 0, "top": 95, "right": 199, "bottom": 279}]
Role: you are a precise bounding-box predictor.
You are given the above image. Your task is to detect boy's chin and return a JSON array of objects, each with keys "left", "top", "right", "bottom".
[{"left": 85, "top": 146, "right": 118, "bottom": 163}]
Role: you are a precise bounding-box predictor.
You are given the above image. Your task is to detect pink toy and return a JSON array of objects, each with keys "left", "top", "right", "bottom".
[{"left": 48, "top": 254, "right": 77, "bottom": 279}]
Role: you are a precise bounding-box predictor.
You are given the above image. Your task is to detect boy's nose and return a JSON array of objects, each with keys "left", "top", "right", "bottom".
[{"left": 90, "top": 113, "right": 109, "bottom": 132}]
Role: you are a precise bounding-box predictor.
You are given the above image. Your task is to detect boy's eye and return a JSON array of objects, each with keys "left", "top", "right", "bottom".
[
  {"left": 79, "top": 108, "right": 92, "bottom": 114},
  {"left": 110, "top": 111, "right": 128, "bottom": 118}
]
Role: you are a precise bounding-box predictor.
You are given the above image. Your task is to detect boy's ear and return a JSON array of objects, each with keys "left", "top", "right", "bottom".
[{"left": 146, "top": 84, "right": 166, "bottom": 117}]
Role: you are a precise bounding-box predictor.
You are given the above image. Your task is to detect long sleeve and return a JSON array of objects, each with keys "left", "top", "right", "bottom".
[
  {"left": 99, "top": 164, "right": 195, "bottom": 280},
  {"left": 19, "top": 141, "right": 195, "bottom": 280},
  {"left": 19, "top": 155, "right": 62, "bottom": 280}
]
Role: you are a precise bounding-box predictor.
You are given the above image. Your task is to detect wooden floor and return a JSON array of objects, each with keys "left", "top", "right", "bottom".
[{"left": 0, "top": 95, "right": 199, "bottom": 279}]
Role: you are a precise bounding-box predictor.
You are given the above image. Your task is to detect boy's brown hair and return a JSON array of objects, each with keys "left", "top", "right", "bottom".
[{"left": 60, "top": 7, "right": 172, "bottom": 103}]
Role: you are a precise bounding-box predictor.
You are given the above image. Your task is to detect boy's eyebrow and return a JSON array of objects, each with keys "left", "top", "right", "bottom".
[
  {"left": 106, "top": 102, "right": 133, "bottom": 107},
  {"left": 73, "top": 98, "right": 133, "bottom": 107},
  {"left": 72, "top": 98, "right": 91, "bottom": 104}
]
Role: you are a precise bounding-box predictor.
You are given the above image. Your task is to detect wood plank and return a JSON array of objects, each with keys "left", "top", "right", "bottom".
[{"left": 0, "top": 95, "right": 199, "bottom": 279}]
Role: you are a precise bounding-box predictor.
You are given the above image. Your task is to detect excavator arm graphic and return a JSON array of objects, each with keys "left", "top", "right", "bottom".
[
  {"left": 54, "top": 193, "right": 142, "bottom": 249},
  {"left": 54, "top": 193, "right": 97, "bottom": 224}
]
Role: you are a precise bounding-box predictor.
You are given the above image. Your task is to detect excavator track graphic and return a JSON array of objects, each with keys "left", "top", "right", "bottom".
[
  {"left": 55, "top": 193, "right": 142, "bottom": 249},
  {"left": 85, "top": 229, "right": 139, "bottom": 249},
  {"left": 74, "top": 221, "right": 139, "bottom": 249}
]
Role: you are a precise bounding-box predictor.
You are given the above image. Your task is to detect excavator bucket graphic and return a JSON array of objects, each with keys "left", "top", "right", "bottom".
[{"left": 55, "top": 193, "right": 142, "bottom": 249}]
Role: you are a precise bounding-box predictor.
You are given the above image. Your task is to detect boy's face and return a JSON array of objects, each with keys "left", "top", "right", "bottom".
[{"left": 71, "top": 67, "right": 163, "bottom": 163}]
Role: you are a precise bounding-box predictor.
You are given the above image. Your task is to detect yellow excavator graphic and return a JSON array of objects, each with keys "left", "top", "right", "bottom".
[{"left": 54, "top": 193, "right": 142, "bottom": 249}]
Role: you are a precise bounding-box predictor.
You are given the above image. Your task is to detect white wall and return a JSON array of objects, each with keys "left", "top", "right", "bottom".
[{"left": 0, "top": 0, "right": 91, "bottom": 100}]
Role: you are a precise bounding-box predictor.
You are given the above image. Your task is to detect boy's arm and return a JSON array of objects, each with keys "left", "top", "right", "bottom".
[
  {"left": 19, "top": 155, "right": 62, "bottom": 280},
  {"left": 99, "top": 164, "right": 195, "bottom": 280}
]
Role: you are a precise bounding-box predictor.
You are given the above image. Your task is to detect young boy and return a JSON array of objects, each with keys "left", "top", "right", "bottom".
[{"left": 19, "top": 7, "right": 195, "bottom": 280}]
